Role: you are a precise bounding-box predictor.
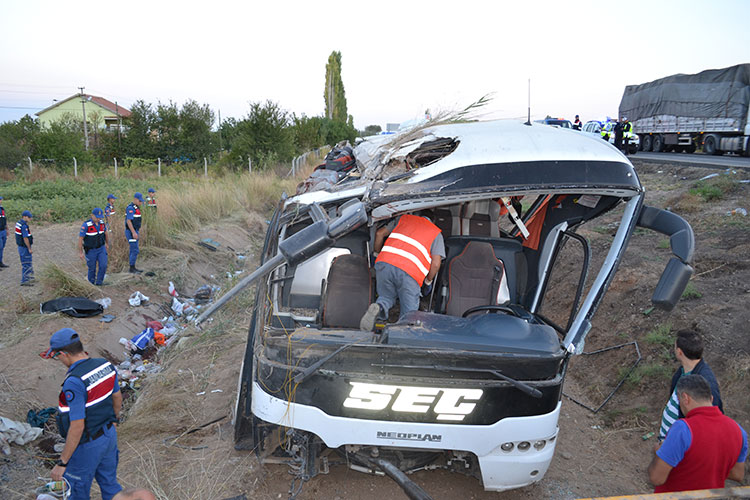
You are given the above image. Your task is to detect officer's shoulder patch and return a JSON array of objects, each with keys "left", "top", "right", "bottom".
[{"left": 64, "top": 390, "right": 75, "bottom": 402}]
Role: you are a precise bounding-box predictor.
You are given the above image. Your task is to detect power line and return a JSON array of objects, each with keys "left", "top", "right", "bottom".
[{"left": 0, "top": 105, "right": 41, "bottom": 110}]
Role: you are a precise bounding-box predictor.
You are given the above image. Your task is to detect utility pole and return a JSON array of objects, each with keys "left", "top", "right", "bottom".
[
  {"left": 218, "top": 109, "right": 222, "bottom": 151},
  {"left": 79, "top": 87, "right": 90, "bottom": 150},
  {"left": 115, "top": 101, "right": 122, "bottom": 154}
]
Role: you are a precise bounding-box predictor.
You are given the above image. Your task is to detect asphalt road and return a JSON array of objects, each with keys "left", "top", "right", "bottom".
[{"left": 633, "top": 151, "right": 750, "bottom": 169}]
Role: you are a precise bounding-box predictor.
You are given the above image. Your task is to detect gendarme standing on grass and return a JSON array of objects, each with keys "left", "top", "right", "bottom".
[
  {"left": 146, "top": 187, "right": 157, "bottom": 210},
  {"left": 0, "top": 195, "right": 8, "bottom": 269},
  {"left": 125, "top": 193, "right": 143, "bottom": 274},
  {"left": 15, "top": 210, "right": 34, "bottom": 285},
  {"left": 79, "top": 208, "right": 109, "bottom": 286},
  {"left": 42, "top": 328, "right": 123, "bottom": 500},
  {"left": 104, "top": 194, "right": 117, "bottom": 232}
]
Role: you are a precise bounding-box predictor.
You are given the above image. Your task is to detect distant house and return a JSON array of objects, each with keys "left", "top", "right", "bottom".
[{"left": 36, "top": 94, "right": 131, "bottom": 130}]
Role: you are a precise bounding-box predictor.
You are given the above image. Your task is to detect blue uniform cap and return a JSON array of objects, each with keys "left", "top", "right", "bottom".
[
  {"left": 148, "top": 188, "right": 155, "bottom": 193},
  {"left": 22, "top": 210, "right": 33, "bottom": 218},
  {"left": 134, "top": 192, "right": 144, "bottom": 202},
  {"left": 42, "top": 328, "right": 80, "bottom": 358},
  {"left": 107, "top": 194, "right": 117, "bottom": 200},
  {"left": 92, "top": 207, "right": 104, "bottom": 217}
]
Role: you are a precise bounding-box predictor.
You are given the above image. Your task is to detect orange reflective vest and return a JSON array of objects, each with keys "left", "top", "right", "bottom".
[{"left": 375, "top": 214, "right": 441, "bottom": 286}]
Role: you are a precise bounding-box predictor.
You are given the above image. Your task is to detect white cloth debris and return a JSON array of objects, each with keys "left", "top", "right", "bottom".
[
  {"left": 128, "top": 291, "right": 149, "bottom": 307},
  {"left": 0, "top": 416, "right": 43, "bottom": 455},
  {"left": 95, "top": 297, "right": 112, "bottom": 309}
]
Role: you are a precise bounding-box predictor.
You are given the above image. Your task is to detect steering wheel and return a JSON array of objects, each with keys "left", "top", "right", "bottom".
[{"left": 462, "top": 305, "right": 520, "bottom": 318}]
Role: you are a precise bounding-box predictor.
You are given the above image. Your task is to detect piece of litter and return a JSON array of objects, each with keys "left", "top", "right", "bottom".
[
  {"left": 642, "top": 431, "right": 655, "bottom": 441},
  {"left": 211, "top": 389, "right": 223, "bottom": 393},
  {"left": 643, "top": 306, "right": 655, "bottom": 316},
  {"left": 128, "top": 291, "right": 149, "bottom": 307},
  {"left": 196, "top": 391, "right": 206, "bottom": 396},
  {"left": 699, "top": 173, "right": 719, "bottom": 180},
  {"left": 168, "top": 281, "right": 179, "bottom": 297},
  {"left": 99, "top": 314, "right": 116, "bottom": 323},
  {"left": 95, "top": 297, "right": 112, "bottom": 309}
]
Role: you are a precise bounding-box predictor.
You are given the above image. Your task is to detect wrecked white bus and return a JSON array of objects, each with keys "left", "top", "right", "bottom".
[{"left": 198, "top": 119, "right": 695, "bottom": 498}]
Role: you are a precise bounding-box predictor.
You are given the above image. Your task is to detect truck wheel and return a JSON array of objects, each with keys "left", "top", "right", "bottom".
[
  {"left": 704, "top": 136, "right": 719, "bottom": 155},
  {"left": 629, "top": 144, "right": 638, "bottom": 155},
  {"left": 642, "top": 135, "right": 653, "bottom": 152},
  {"left": 652, "top": 135, "right": 664, "bottom": 152}
]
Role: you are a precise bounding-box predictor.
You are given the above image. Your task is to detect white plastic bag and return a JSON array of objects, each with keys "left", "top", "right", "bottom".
[
  {"left": 95, "top": 297, "right": 112, "bottom": 309},
  {"left": 128, "top": 291, "right": 149, "bottom": 307}
]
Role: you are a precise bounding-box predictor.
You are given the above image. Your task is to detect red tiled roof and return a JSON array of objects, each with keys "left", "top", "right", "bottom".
[
  {"left": 36, "top": 94, "right": 131, "bottom": 118},
  {"left": 88, "top": 95, "right": 131, "bottom": 118}
]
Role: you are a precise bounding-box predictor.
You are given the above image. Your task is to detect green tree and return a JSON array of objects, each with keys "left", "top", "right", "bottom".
[
  {"left": 179, "top": 99, "right": 215, "bottom": 159},
  {"left": 291, "top": 115, "right": 325, "bottom": 152},
  {"left": 230, "top": 100, "right": 295, "bottom": 168},
  {"left": 122, "top": 100, "right": 156, "bottom": 159},
  {"left": 0, "top": 115, "right": 39, "bottom": 168},
  {"left": 324, "top": 51, "right": 348, "bottom": 123},
  {"left": 321, "top": 118, "right": 357, "bottom": 145},
  {"left": 32, "top": 118, "right": 90, "bottom": 165},
  {"left": 363, "top": 124, "right": 382, "bottom": 136},
  {"left": 154, "top": 101, "right": 181, "bottom": 160}
]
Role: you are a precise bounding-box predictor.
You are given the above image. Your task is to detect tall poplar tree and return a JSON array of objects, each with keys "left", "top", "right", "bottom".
[{"left": 324, "top": 51, "right": 348, "bottom": 123}]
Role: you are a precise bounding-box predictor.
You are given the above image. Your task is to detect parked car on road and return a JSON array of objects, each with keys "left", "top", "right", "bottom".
[{"left": 582, "top": 120, "right": 639, "bottom": 154}]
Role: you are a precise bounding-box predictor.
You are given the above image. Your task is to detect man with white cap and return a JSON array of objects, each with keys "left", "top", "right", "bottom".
[
  {"left": 41, "top": 328, "right": 123, "bottom": 499},
  {"left": 78, "top": 208, "right": 109, "bottom": 285}
]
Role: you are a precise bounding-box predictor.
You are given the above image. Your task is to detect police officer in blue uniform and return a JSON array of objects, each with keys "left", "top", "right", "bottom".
[
  {"left": 125, "top": 193, "right": 143, "bottom": 274},
  {"left": 104, "top": 194, "right": 117, "bottom": 232},
  {"left": 42, "top": 328, "right": 123, "bottom": 500},
  {"left": 0, "top": 195, "right": 8, "bottom": 268},
  {"left": 78, "top": 208, "right": 109, "bottom": 285},
  {"left": 15, "top": 210, "right": 34, "bottom": 285}
]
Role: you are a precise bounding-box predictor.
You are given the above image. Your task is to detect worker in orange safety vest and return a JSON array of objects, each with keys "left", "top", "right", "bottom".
[{"left": 360, "top": 210, "right": 445, "bottom": 331}]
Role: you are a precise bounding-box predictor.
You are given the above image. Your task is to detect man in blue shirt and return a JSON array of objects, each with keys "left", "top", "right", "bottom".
[
  {"left": 104, "top": 194, "right": 117, "bottom": 232},
  {"left": 15, "top": 210, "right": 34, "bottom": 285},
  {"left": 42, "top": 328, "right": 123, "bottom": 500},
  {"left": 0, "top": 195, "right": 8, "bottom": 268},
  {"left": 125, "top": 193, "right": 144, "bottom": 274},
  {"left": 78, "top": 208, "right": 109, "bottom": 285}
]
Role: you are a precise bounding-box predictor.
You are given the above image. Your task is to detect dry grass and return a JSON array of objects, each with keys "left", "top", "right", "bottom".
[{"left": 40, "top": 262, "right": 100, "bottom": 298}]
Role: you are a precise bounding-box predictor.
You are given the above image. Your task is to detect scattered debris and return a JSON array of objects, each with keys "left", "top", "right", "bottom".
[
  {"left": 198, "top": 238, "right": 221, "bottom": 251},
  {"left": 26, "top": 408, "right": 57, "bottom": 429},
  {"left": 95, "top": 297, "right": 112, "bottom": 309},
  {"left": 642, "top": 431, "right": 655, "bottom": 441},
  {"left": 0, "top": 416, "right": 43, "bottom": 455},
  {"left": 99, "top": 314, "right": 116, "bottom": 323},
  {"left": 128, "top": 291, "right": 150, "bottom": 306},
  {"left": 727, "top": 208, "right": 747, "bottom": 216},
  {"left": 40, "top": 297, "right": 103, "bottom": 318},
  {"left": 168, "top": 281, "right": 179, "bottom": 297}
]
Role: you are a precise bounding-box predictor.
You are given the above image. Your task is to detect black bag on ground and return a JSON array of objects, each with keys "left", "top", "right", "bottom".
[{"left": 41, "top": 297, "right": 104, "bottom": 318}]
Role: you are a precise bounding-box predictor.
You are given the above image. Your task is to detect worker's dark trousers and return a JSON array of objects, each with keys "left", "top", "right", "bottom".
[
  {"left": 623, "top": 138, "right": 630, "bottom": 154},
  {"left": 0, "top": 229, "right": 5, "bottom": 263},
  {"left": 85, "top": 246, "right": 108, "bottom": 285},
  {"left": 125, "top": 229, "right": 139, "bottom": 266},
  {"left": 18, "top": 245, "right": 33, "bottom": 283}
]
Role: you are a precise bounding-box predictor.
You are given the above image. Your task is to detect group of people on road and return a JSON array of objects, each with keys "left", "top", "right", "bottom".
[{"left": 0, "top": 188, "right": 157, "bottom": 286}]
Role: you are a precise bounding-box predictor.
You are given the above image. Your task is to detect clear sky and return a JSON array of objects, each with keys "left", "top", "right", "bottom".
[{"left": 1, "top": 0, "right": 749, "bottom": 129}]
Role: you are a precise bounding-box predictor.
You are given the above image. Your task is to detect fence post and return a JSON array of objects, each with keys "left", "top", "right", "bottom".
[
  {"left": 248, "top": 158, "right": 252, "bottom": 174},
  {"left": 204, "top": 157, "right": 207, "bottom": 177},
  {"left": 114, "top": 158, "right": 118, "bottom": 177},
  {"left": 158, "top": 157, "right": 161, "bottom": 177},
  {"left": 73, "top": 157, "right": 77, "bottom": 177},
  {"left": 28, "top": 156, "right": 32, "bottom": 173}
]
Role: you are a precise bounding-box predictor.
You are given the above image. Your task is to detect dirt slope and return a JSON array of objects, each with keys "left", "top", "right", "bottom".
[{"left": 1, "top": 161, "right": 748, "bottom": 499}]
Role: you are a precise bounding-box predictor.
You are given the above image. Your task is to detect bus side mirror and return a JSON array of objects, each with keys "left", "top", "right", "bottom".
[
  {"left": 637, "top": 206, "right": 695, "bottom": 311},
  {"left": 652, "top": 258, "right": 693, "bottom": 311}
]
